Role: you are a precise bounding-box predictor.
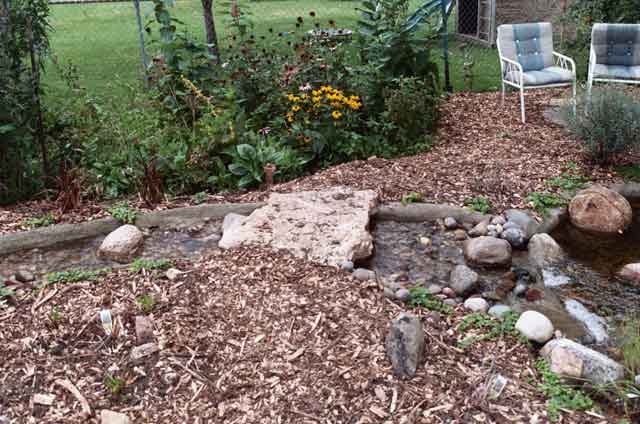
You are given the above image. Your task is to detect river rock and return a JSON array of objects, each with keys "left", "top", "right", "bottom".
[
  {"left": 515, "top": 311, "right": 554, "bottom": 343},
  {"left": 505, "top": 209, "right": 538, "bottom": 240},
  {"left": 464, "top": 297, "right": 489, "bottom": 313},
  {"left": 353, "top": 268, "right": 376, "bottom": 282},
  {"left": 469, "top": 219, "right": 490, "bottom": 237},
  {"left": 501, "top": 227, "right": 527, "bottom": 249},
  {"left": 449, "top": 265, "right": 478, "bottom": 295},
  {"left": 618, "top": 263, "right": 640, "bottom": 284},
  {"left": 385, "top": 312, "right": 425, "bottom": 379},
  {"left": 528, "top": 234, "right": 564, "bottom": 269},
  {"left": 491, "top": 216, "right": 506, "bottom": 226},
  {"left": 395, "top": 288, "right": 411, "bottom": 302},
  {"left": 98, "top": 225, "right": 143, "bottom": 263},
  {"left": 15, "top": 270, "right": 35, "bottom": 283},
  {"left": 540, "top": 338, "right": 625, "bottom": 385},
  {"left": 339, "top": 260, "right": 354, "bottom": 272},
  {"left": 219, "top": 187, "right": 378, "bottom": 267},
  {"left": 568, "top": 186, "right": 632, "bottom": 234},
  {"left": 488, "top": 304, "right": 512, "bottom": 319},
  {"left": 463, "top": 237, "right": 512, "bottom": 267},
  {"left": 564, "top": 299, "right": 609, "bottom": 344},
  {"left": 444, "top": 217, "right": 458, "bottom": 229}
]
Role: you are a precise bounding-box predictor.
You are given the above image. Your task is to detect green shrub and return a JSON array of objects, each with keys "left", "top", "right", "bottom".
[
  {"left": 23, "top": 212, "right": 55, "bottom": 228},
  {"left": 563, "top": 89, "right": 640, "bottom": 165},
  {"left": 464, "top": 196, "right": 492, "bottom": 214},
  {"left": 401, "top": 192, "right": 423, "bottom": 205},
  {"left": 457, "top": 311, "right": 524, "bottom": 348},
  {"left": 407, "top": 287, "right": 451, "bottom": 313},
  {"left": 527, "top": 192, "right": 567, "bottom": 216},
  {"left": 108, "top": 202, "right": 139, "bottom": 225}
]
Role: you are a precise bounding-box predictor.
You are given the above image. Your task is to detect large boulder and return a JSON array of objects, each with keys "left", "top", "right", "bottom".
[
  {"left": 515, "top": 310, "right": 554, "bottom": 343},
  {"left": 98, "top": 225, "right": 143, "bottom": 263},
  {"left": 463, "top": 236, "right": 512, "bottom": 267},
  {"left": 528, "top": 233, "right": 564, "bottom": 269},
  {"left": 385, "top": 312, "right": 425, "bottom": 379},
  {"left": 568, "top": 186, "right": 632, "bottom": 234},
  {"left": 219, "top": 187, "right": 378, "bottom": 267},
  {"left": 540, "top": 338, "right": 625, "bottom": 385}
]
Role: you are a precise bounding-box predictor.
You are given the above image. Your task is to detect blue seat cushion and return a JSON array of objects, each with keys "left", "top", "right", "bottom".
[
  {"left": 507, "top": 66, "right": 574, "bottom": 86},
  {"left": 593, "top": 64, "right": 640, "bottom": 80}
]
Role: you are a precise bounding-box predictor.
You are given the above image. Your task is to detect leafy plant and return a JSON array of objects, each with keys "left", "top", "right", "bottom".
[
  {"left": 464, "top": 196, "right": 492, "bottom": 214},
  {"left": 23, "top": 212, "right": 55, "bottom": 228},
  {"left": 457, "top": 311, "right": 524, "bottom": 348},
  {"left": 0, "top": 283, "right": 15, "bottom": 309},
  {"left": 527, "top": 192, "right": 567, "bottom": 216},
  {"left": 108, "top": 202, "right": 139, "bottom": 225},
  {"left": 401, "top": 192, "right": 423, "bottom": 205},
  {"left": 50, "top": 305, "right": 62, "bottom": 323},
  {"left": 129, "top": 258, "right": 173, "bottom": 273},
  {"left": 535, "top": 358, "right": 594, "bottom": 421},
  {"left": 192, "top": 191, "right": 208, "bottom": 204},
  {"left": 136, "top": 294, "right": 156, "bottom": 315},
  {"left": 616, "top": 165, "right": 640, "bottom": 182},
  {"left": 563, "top": 89, "right": 640, "bottom": 165},
  {"left": 46, "top": 268, "right": 107, "bottom": 284},
  {"left": 407, "top": 287, "right": 451, "bottom": 314},
  {"left": 546, "top": 165, "right": 589, "bottom": 195},
  {"left": 104, "top": 375, "right": 126, "bottom": 397}
]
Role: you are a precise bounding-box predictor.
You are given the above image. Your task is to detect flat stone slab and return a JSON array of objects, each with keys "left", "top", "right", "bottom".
[{"left": 219, "top": 187, "right": 378, "bottom": 267}]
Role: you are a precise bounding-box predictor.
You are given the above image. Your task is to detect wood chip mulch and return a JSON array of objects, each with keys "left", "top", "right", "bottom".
[
  {"left": 0, "top": 248, "right": 608, "bottom": 423},
  {"left": 1, "top": 90, "right": 633, "bottom": 235}
]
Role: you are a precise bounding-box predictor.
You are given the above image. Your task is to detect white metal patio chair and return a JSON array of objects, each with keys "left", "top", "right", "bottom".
[
  {"left": 587, "top": 23, "right": 640, "bottom": 95},
  {"left": 497, "top": 22, "right": 576, "bottom": 123}
]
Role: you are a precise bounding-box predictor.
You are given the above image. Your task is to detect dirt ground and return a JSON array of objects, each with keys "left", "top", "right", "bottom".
[
  {"left": 1, "top": 90, "right": 632, "bottom": 235},
  {"left": 0, "top": 248, "right": 612, "bottom": 423}
]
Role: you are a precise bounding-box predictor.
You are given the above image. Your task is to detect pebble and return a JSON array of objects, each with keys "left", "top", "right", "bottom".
[
  {"left": 454, "top": 229, "right": 467, "bottom": 240},
  {"left": 443, "top": 298, "right": 457, "bottom": 306},
  {"left": 464, "top": 297, "right": 489, "bottom": 313},
  {"left": 515, "top": 311, "right": 554, "bottom": 343},
  {"left": 419, "top": 237, "right": 431, "bottom": 246},
  {"left": 353, "top": 268, "right": 376, "bottom": 281},
  {"left": 487, "top": 224, "right": 496, "bottom": 232},
  {"left": 491, "top": 216, "right": 506, "bottom": 226},
  {"left": 495, "top": 224, "right": 503, "bottom": 234},
  {"left": 383, "top": 287, "right": 396, "bottom": 299},
  {"left": 501, "top": 227, "right": 527, "bottom": 249},
  {"left": 427, "top": 284, "right": 442, "bottom": 294},
  {"left": 15, "top": 270, "right": 35, "bottom": 283},
  {"left": 395, "top": 288, "right": 411, "bottom": 302},
  {"left": 444, "top": 217, "right": 458, "bottom": 229},
  {"left": 442, "top": 287, "right": 456, "bottom": 298},
  {"left": 488, "top": 304, "right": 512, "bottom": 319},
  {"left": 165, "top": 268, "right": 182, "bottom": 281},
  {"left": 525, "top": 288, "right": 544, "bottom": 302},
  {"left": 339, "top": 260, "right": 354, "bottom": 272},
  {"left": 513, "top": 283, "right": 527, "bottom": 296}
]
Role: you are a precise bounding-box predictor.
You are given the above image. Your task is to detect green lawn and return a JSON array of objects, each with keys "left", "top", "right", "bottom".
[{"left": 45, "top": 0, "right": 501, "bottom": 99}]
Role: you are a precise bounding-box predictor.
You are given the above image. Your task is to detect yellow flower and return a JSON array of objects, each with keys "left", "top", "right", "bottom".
[
  {"left": 292, "top": 105, "right": 301, "bottom": 112},
  {"left": 321, "top": 85, "right": 332, "bottom": 93},
  {"left": 287, "top": 93, "right": 296, "bottom": 101},
  {"left": 312, "top": 90, "right": 321, "bottom": 97},
  {"left": 331, "top": 111, "right": 342, "bottom": 120},
  {"left": 312, "top": 96, "right": 321, "bottom": 103},
  {"left": 300, "top": 94, "right": 308, "bottom": 100},
  {"left": 286, "top": 112, "right": 294, "bottom": 123}
]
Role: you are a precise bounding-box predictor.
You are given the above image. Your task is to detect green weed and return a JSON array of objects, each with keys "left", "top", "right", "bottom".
[
  {"left": 50, "top": 306, "right": 62, "bottom": 323},
  {"left": 0, "top": 283, "right": 15, "bottom": 309},
  {"left": 108, "top": 202, "right": 139, "bottom": 224},
  {"left": 616, "top": 165, "right": 640, "bottom": 182},
  {"left": 23, "top": 212, "right": 55, "bottom": 228},
  {"left": 191, "top": 191, "right": 208, "bottom": 204},
  {"left": 619, "top": 315, "right": 640, "bottom": 376},
  {"left": 401, "top": 192, "right": 423, "bottom": 206},
  {"left": 129, "top": 258, "right": 173, "bottom": 273},
  {"left": 136, "top": 294, "right": 156, "bottom": 314},
  {"left": 527, "top": 192, "right": 567, "bottom": 216},
  {"left": 407, "top": 287, "right": 451, "bottom": 314},
  {"left": 464, "top": 196, "right": 492, "bottom": 214},
  {"left": 535, "top": 358, "right": 594, "bottom": 421},
  {"left": 104, "top": 374, "right": 126, "bottom": 397},
  {"left": 45, "top": 268, "right": 108, "bottom": 284},
  {"left": 457, "top": 311, "right": 524, "bottom": 348}
]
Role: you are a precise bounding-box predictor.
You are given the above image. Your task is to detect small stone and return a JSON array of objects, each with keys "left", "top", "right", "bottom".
[
  {"left": 501, "top": 227, "right": 527, "bottom": 250},
  {"left": 635, "top": 375, "right": 640, "bottom": 386},
  {"left": 443, "top": 298, "right": 457, "bottom": 306},
  {"left": 353, "top": 268, "right": 376, "bottom": 282},
  {"left": 383, "top": 287, "right": 396, "bottom": 299},
  {"left": 449, "top": 265, "right": 478, "bottom": 295},
  {"left": 385, "top": 313, "right": 425, "bottom": 379},
  {"left": 165, "top": 268, "right": 182, "bottom": 281},
  {"left": 495, "top": 224, "right": 503, "bottom": 234},
  {"left": 488, "top": 305, "right": 512, "bottom": 319},
  {"left": 525, "top": 288, "right": 544, "bottom": 302},
  {"left": 427, "top": 284, "right": 442, "bottom": 294},
  {"left": 469, "top": 220, "right": 490, "bottom": 237},
  {"left": 513, "top": 283, "right": 527, "bottom": 296},
  {"left": 15, "top": 270, "right": 35, "bottom": 283},
  {"left": 101, "top": 410, "right": 130, "bottom": 424},
  {"left": 618, "top": 263, "right": 640, "bottom": 284},
  {"left": 494, "top": 277, "right": 517, "bottom": 299},
  {"left": 444, "top": 217, "right": 458, "bottom": 229},
  {"left": 515, "top": 311, "right": 554, "bottom": 343},
  {"left": 487, "top": 224, "right": 497, "bottom": 232},
  {"left": 464, "top": 297, "right": 489, "bottom": 313},
  {"left": 339, "top": 260, "right": 354, "bottom": 272},
  {"left": 162, "top": 371, "right": 179, "bottom": 386},
  {"left": 419, "top": 237, "right": 431, "bottom": 246},
  {"left": 395, "top": 288, "right": 411, "bottom": 302},
  {"left": 454, "top": 229, "right": 467, "bottom": 241},
  {"left": 135, "top": 316, "right": 154, "bottom": 345},
  {"left": 491, "top": 216, "right": 506, "bottom": 226},
  {"left": 130, "top": 342, "right": 159, "bottom": 363},
  {"left": 442, "top": 287, "right": 456, "bottom": 298}
]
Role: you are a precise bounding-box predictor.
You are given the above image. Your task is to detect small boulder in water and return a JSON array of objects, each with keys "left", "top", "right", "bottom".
[
  {"left": 568, "top": 186, "right": 632, "bottom": 234},
  {"left": 98, "top": 225, "right": 143, "bottom": 263},
  {"left": 463, "top": 237, "right": 512, "bottom": 267},
  {"left": 515, "top": 310, "right": 554, "bottom": 343}
]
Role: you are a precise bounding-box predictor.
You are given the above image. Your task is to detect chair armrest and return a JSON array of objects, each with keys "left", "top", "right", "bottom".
[
  {"left": 553, "top": 51, "right": 576, "bottom": 75},
  {"left": 500, "top": 56, "right": 524, "bottom": 85}
]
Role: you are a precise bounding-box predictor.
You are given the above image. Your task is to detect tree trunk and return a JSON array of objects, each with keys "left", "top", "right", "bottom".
[{"left": 201, "top": 0, "right": 220, "bottom": 63}]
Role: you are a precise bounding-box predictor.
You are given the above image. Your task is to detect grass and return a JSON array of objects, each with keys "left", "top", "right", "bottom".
[
  {"left": 45, "top": 0, "right": 501, "bottom": 100},
  {"left": 22, "top": 212, "right": 56, "bottom": 229},
  {"left": 45, "top": 268, "right": 108, "bottom": 284}
]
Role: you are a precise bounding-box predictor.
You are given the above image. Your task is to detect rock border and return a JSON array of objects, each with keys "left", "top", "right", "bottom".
[{"left": 376, "top": 203, "right": 488, "bottom": 224}]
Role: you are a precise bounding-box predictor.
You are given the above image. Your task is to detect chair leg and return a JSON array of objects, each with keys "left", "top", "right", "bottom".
[
  {"left": 501, "top": 81, "right": 506, "bottom": 105},
  {"left": 572, "top": 79, "right": 577, "bottom": 116},
  {"left": 520, "top": 86, "right": 526, "bottom": 123}
]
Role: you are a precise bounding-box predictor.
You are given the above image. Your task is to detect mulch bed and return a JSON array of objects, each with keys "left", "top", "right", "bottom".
[
  {"left": 0, "top": 248, "right": 607, "bottom": 423},
  {"left": 0, "top": 90, "right": 634, "bottom": 235}
]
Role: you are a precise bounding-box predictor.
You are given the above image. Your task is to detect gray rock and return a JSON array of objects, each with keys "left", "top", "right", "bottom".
[
  {"left": 101, "top": 410, "right": 130, "bottom": 424},
  {"left": 165, "top": 268, "right": 182, "bottom": 281},
  {"left": 502, "top": 221, "right": 522, "bottom": 231},
  {"left": 353, "top": 268, "right": 376, "bottom": 282},
  {"left": 449, "top": 265, "right": 479, "bottom": 295},
  {"left": 395, "top": 288, "right": 411, "bottom": 302},
  {"left": 339, "top": 260, "right": 354, "bottom": 272},
  {"left": 427, "top": 284, "right": 442, "bottom": 294},
  {"left": 491, "top": 216, "right": 506, "bottom": 226},
  {"left": 222, "top": 213, "right": 246, "bottom": 233},
  {"left": 15, "top": 270, "right": 35, "bottom": 283},
  {"left": 463, "top": 237, "right": 512, "bottom": 267},
  {"left": 528, "top": 233, "right": 564, "bottom": 269},
  {"left": 540, "top": 338, "right": 625, "bottom": 385},
  {"left": 469, "top": 219, "right": 490, "bottom": 237},
  {"left": 488, "top": 304, "right": 512, "bottom": 319},
  {"left": 495, "top": 224, "right": 504, "bottom": 234},
  {"left": 513, "top": 283, "right": 527, "bottom": 296},
  {"left": 443, "top": 298, "right": 458, "bottom": 306},
  {"left": 564, "top": 300, "right": 609, "bottom": 344},
  {"left": 487, "top": 230, "right": 498, "bottom": 238},
  {"left": 464, "top": 297, "right": 489, "bottom": 313},
  {"left": 444, "top": 217, "right": 458, "bottom": 229},
  {"left": 383, "top": 287, "right": 396, "bottom": 299},
  {"left": 385, "top": 313, "right": 425, "bottom": 379},
  {"left": 515, "top": 311, "right": 554, "bottom": 343},
  {"left": 98, "top": 225, "right": 144, "bottom": 263},
  {"left": 501, "top": 227, "right": 527, "bottom": 249},
  {"left": 505, "top": 209, "right": 538, "bottom": 240}
]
